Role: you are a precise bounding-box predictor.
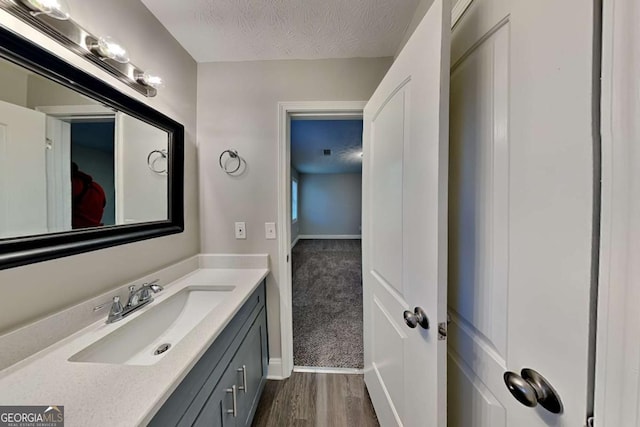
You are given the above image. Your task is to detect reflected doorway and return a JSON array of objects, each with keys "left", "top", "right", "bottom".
[{"left": 71, "top": 120, "right": 116, "bottom": 228}]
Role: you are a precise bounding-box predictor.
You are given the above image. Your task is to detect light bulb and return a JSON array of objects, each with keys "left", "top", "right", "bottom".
[
  {"left": 20, "top": 0, "right": 71, "bottom": 20},
  {"left": 95, "top": 36, "right": 129, "bottom": 64},
  {"left": 137, "top": 71, "right": 164, "bottom": 89}
]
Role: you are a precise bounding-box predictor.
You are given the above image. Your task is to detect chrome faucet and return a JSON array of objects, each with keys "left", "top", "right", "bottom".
[{"left": 106, "top": 279, "right": 163, "bottom": 323}]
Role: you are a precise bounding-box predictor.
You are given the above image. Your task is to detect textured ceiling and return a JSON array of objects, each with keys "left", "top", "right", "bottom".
[
  {"left": 291, "top": 119, "right": 363, "bottom": 174},
  {"left": 140, "top": 0, "right": 421, "bottom": 62}
]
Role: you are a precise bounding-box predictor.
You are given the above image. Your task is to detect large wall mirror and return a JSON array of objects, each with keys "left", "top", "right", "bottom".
[{"left": 0, "top": 26, "right": 184, "bottom": 270}]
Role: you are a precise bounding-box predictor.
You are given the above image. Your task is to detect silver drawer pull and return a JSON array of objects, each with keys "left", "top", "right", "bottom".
[
  {"left": 225, "top": 385, "right": 237, "bottom": 417},
  {"left": 237, "top": 365, "right": 247, "bottom": 393}
]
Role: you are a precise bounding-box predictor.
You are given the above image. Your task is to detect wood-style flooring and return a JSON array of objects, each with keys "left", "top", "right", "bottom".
[{"left": 252, "top": 373, "right": 379, "bottom": 427}]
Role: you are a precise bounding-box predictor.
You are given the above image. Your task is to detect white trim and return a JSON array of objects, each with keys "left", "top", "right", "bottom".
[
  {"left": 267, "top": 358, "right": 284, "bottom": 380},
  {"left": 298, "top": 234, "right": 362, "bottom": 239},
  {"left": 594, "top": 0, "right": 639, "bottom": 425},
  {"left": 35, "top": 105, "right": 115, "bottom": 116},
  {"left": 277, "top": 101, "right": 367, "bottom": 379},
  {"left": 293, "top": 366, "right": 364, "bottom": 375},
  {"left": 451, "top": 0, "right": 473, "bottom": 28},
  {"left": 290, "top": 112, "right": 363, "bottom": 120},
  {"left": 291, "top": 236, "right": 300, "bottom": 248},
  {"left": 114, "top": 112, "right": 125, "bottom": 224}
]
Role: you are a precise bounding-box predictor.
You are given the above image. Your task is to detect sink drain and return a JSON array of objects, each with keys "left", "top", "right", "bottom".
[{"left": 154, "top": 343, "right": 171, "bottom": 355}]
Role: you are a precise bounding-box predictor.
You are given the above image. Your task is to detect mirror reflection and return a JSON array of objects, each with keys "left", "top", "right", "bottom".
[{"left": 0, "top": 57, "right": 169, "bottom": 239}]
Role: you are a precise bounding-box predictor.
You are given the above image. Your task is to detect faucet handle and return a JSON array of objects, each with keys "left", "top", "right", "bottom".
[
  {"left": 106, "top": 296, "right": 124, "bottom": 324},
  {"left": 110, "top": 296, "right": 123, "bottom": 315}
]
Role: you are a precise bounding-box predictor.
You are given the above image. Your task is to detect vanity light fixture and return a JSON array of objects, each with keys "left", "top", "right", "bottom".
[
  {"left": 18, "top": 0, "right": 70, "bottom": 20},
  {"left": 0, "top": 0, "right": 159, "bottom": 97},
  {"left": 90, "top": 36, "right": 130, "bottom": 64}
]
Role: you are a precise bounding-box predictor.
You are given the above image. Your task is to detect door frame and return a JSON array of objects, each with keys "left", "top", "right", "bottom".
[
  {"left": 594, "top": 0, "right": 639, "bottom": 424},
  {"left": 275, "top": 101, "right": 367, "bottom": 379}
]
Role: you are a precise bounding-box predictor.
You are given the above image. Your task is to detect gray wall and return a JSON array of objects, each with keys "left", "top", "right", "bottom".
[
  {"left": 0, "top": 60, "right": 28, "bottom": 107},
  {"left": 27, "top": 73, "right": 94, "bottom": 108},
  {"left": 197, "top": 57, "right": 393, "bottom": 359},
  {"left": 299, "top": 173, "right": 362, "bottom": 236},
  {"left": 291, "top": 167, "right": 300, "bottom": 244},
  {"left": 0, "top": 0, "right": 199, "bottom": 335}
]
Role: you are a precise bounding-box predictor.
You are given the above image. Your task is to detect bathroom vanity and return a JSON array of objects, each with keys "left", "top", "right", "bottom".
[
  {"left": 150, "top": 280, "right": 268, "bottom": 426},
  {"left": 0, "top": 256, "right": 270, "bottom": 426}
]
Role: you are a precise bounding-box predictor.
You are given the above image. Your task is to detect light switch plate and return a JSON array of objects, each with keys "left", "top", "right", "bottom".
[
  {"left": 235, "top": 222, "right": 246, "bottom": 239},
  {"left": 265, "top": 222, "right": 276, "bottom": 239}
]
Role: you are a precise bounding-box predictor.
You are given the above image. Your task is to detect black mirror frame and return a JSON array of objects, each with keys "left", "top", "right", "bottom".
[{"left": 0, "top": 26, "right": 184, "bottom": 270}]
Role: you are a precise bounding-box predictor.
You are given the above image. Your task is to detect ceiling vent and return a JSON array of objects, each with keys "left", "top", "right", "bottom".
[{"left": 323, "top": 149, "right": 332, "bottom": 156}]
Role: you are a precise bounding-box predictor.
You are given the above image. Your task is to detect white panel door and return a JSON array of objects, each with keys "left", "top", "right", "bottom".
[
  {"left": 362, "top": 0, "right": 450, "bottom": 425},
  {"left": 0, "top": 100, "right": 47, "bottom": 238},
  {"left": 115, "top": 113, "right": 168, "bottom": 224},
  {"left": 448, "top": 0, "right": 595, "bottom": 426}
]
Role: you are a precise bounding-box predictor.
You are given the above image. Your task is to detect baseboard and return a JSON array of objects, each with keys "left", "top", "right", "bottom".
[
  {"left": 298, "top": 234, "right": 362, "bottom": 240},
  {"left": 294, "top": 366, "right": 364, "bottom": 375},
  {"left": 291, "top": 236, "right": 300, "bottom": 248},
  {"left": 267, "top": 358, "right": 285, "bottom": 380}
]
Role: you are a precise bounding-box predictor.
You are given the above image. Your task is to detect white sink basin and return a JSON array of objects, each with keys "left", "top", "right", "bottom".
[{"left": 69, "top": 286, "right": 234, "bottom": 365}]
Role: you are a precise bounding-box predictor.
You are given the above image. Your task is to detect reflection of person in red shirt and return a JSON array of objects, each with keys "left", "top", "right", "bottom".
[{"left": 72, "top": 162, "right": 106, "bottom": 229}]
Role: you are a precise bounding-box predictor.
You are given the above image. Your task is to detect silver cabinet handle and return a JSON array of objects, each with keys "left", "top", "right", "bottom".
[
  {"left": 225, "top": 385, "right": 237, "bottom": 417},
  {"left": 237, "top": 365, "right": 247, "bottom": 393}
]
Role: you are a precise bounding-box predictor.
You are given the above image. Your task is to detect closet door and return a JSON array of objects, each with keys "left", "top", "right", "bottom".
[{"left": 448, "top": 0, "right": 596, "bottom": 426}]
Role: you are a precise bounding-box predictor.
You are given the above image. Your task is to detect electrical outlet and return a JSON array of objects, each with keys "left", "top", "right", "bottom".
[
  {"left": 265, "top": 222, "right": 276, "bottom": 239},
  {"left": 235, "top": 222, "right": 246, "bottom": 239}
]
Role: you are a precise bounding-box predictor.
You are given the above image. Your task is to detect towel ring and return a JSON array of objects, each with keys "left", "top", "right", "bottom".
[
  {"left": 147, "top": 149, "right": 168, "bottom": 175},
  {"left": 219, "top": 149, "right": 244, "bottom": 175}
]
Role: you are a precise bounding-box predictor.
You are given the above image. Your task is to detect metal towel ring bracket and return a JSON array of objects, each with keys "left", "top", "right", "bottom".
[
  {"left": 219, "top": 149, "right": 245, "bottom": 175},
  {"left": 147, "top": 149, "right": 168, "bottom": 175}
]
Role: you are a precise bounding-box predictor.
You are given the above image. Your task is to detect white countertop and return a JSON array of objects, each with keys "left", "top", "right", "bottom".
[{"left": 0, "top": 266, "right": 269, "bottom": 427}]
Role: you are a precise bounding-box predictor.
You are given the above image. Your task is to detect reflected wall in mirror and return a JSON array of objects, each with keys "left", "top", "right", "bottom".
[{"left": 0, "top": 58, "right": 169, "bottom": 240}]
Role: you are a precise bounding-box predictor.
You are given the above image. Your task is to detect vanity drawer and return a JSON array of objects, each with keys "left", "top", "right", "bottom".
[{"left": 149, "top": 280, "right": 267, "bottom": 427}]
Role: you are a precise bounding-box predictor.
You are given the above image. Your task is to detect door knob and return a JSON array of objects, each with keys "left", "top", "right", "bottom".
[
  {"left": 403, "top": 307, "right": 430, "bottom": 329},
  {"left": 503, "top": 368, "right": 563, "bottom": 414}
]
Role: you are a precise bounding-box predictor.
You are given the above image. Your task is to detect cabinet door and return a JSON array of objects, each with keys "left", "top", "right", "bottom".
[
  {"left": 234, "top": 310, "right": 268, "bottom": 427},
  {"left": 193, "top": 366, "right": 238, "bottom": 427}
]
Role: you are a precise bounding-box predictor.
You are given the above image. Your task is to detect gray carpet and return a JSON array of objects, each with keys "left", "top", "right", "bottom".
[{"left": 292, "top": 239, "right": 363, "bottom": 369}]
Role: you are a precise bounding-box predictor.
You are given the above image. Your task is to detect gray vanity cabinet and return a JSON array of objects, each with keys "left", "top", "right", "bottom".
[
  {"left": 150, "top": 281, "right": 268, "bottom": 427},
  {"left": 194, "top": 307, "right": 268, "bottom": 427}
]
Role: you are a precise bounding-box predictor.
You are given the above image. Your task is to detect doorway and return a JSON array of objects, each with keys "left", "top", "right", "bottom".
[
  {"left": 277, "top": 101, "right": 366, "bottom": 378},
  {"left": 70, "top": 120, "right": 116, "bottom": 227},
  {"left": 289, "top": 118, "right": 364, "bottom": 371}
]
